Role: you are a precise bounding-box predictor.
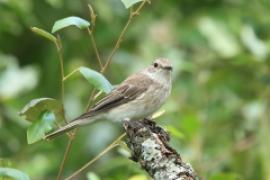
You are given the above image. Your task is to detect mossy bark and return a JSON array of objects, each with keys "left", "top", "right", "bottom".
[{"left": 124, "top": 119, "right": 197, "bottom": 180}]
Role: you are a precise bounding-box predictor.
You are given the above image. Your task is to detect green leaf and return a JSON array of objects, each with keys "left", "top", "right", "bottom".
[
  {"left": 52, "top": 16, "right": 90, "bottom": 33},
  {"left": 19, "top": 98, "right": 64, "bottom": 122},
  {"left": 20, "top": 98, "right": 62, "bottom": 144},
  {"left": 0, "top": 167, "right": 30, "bottom": 180},
  {"left": 27, "top": 111, "right": 55, "bottom": 144},
  {"left": 31, "top": 27, "right": 57, "bottom": 43},
  {"left": 121, "top": 0, "right": 143, "bottom": 8},
  {"left": 79, "top": 67, "right": 113, "bottom": 94}
]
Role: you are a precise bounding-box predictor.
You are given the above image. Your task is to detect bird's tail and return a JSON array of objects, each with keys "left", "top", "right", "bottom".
[{"left": 44, "top": 117, "right": 94, "bottom": 140}]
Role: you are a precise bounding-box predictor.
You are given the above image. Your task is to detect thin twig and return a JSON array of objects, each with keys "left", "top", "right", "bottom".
[
  {"left": 55, "top": 34, "right": 68, "bottom": 121},
  {"left": 133, "top": 0, "right": 149, "bottom": 15},
  {"left": 101, "top": 13, "right": 131, "bottom": 72},
  {"left": 63, "top": 68, "right": 80, "bottom": 81},
  {"left": 57, "top": 84, "right": 97, "bottom": 180},
  {"left": 56, "top": 138, "right": 74, "bottom": 180},
  {"left": 87, "top": 4, "right": 102, "bottom": 69},
  {"left": 55, "top": 35, "right": 65, "bottom": 103},
  {"left": 87, "top": 28, "right": 103, "bottom": 69},
  {"left": 86, "top": 89, "right": 97, "bottom": 110},
  {"left": 65, "top": 133, "right": 126, "bottom": 180},
  {"left": 101, "top": 0, "right": 149, "bottom": 72},
  {"left": 93, "top": 90, "right": 103, "bottom": 101},
  {"left": 54, "top": 34, "right": 70, "bottom": 180},
  {"left": 88, "top": 4, "right": 97, "bottom": 28},
  {"left": 54, "top": 35, "right": 68, "bottom": 124}
]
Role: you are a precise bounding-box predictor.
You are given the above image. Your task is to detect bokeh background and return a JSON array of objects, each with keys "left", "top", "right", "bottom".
[{"left": 1, "top": 0, "right": 270, "bottom": 179}]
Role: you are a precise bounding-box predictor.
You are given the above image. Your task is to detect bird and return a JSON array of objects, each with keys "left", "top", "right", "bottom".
[{"left": 45, "top": 58, "right": 172, "bottom": 140}]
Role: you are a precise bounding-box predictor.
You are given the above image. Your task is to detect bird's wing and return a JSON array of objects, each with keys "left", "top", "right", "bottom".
[{"left": 76, "top": 73, "right": 153, "bottom": 120}]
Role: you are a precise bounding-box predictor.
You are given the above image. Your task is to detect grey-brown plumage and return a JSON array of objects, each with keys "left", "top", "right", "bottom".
[{"left": 45, "top": 58, "right": 172, "bottom": 140}]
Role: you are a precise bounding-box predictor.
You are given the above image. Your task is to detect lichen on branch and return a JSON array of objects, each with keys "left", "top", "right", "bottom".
[{"left": 124, "top": 119, "right": 197, "bottom": 180}]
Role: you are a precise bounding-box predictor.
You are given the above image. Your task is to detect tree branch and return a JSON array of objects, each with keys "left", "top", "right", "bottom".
[{"left": 124, "top": 119, "right": 197, "bottom": 180}]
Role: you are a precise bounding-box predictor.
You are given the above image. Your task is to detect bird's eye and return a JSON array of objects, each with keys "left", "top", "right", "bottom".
[{"left": 153, "top": 63, "right": 158, "bottom": 68}]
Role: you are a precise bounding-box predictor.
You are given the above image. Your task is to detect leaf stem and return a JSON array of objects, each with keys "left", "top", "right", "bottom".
[
  {"left": 65, "top": 133, "right": 126, "bottom": 180},
  {"left": 63, "top": 68, "right": 80, "bottom": 81}
]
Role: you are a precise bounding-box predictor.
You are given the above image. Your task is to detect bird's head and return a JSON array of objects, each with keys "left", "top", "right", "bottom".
[{"left": 145, "top": 58, "right": 172, "bottom": 83}]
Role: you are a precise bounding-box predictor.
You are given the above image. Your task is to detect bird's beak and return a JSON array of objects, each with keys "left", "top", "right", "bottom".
[{"left": 163, "top": 66, "right": 173, "bottom": 71}]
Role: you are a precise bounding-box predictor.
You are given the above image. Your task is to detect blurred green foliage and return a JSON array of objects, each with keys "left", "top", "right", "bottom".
[{"left": 0, "top": 0, "right": 270, "bottom": 179}]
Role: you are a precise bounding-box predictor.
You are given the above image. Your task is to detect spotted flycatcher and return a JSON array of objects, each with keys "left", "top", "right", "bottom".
[{"left": 45, "top": 58, "right": 172, "bottom": 139}]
